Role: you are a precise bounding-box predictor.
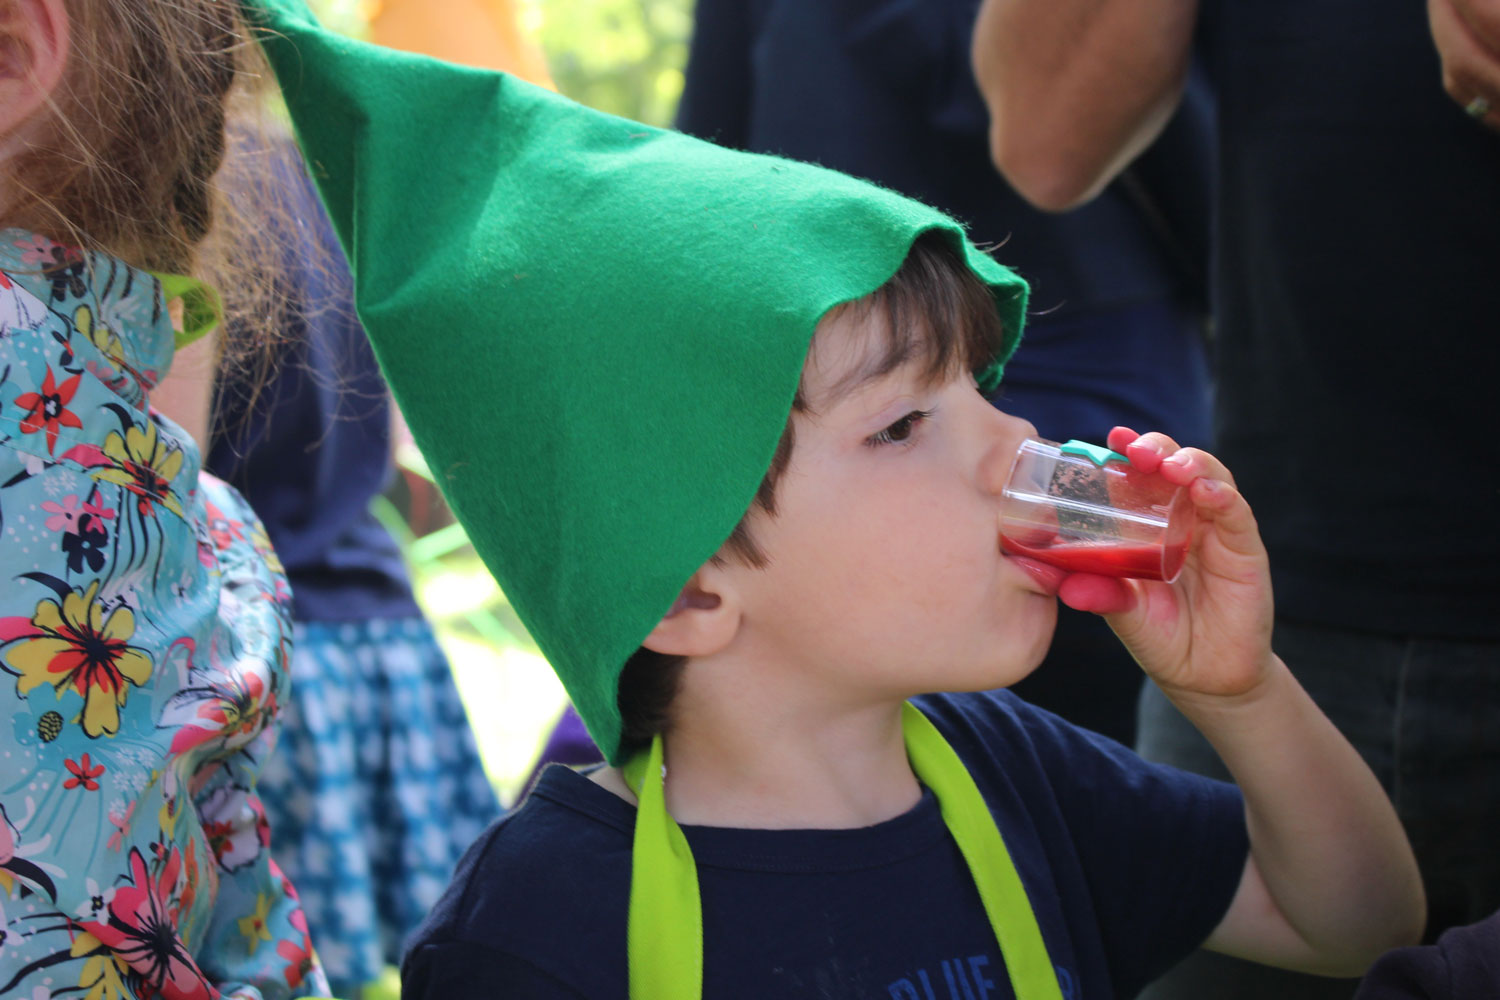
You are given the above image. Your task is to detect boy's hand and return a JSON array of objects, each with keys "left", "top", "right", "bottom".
[
  {"left": 1055, "top": 427, "right": 1275, "bottom": 700},
  {"left": 1057, "top": 437, "right": 1425, "bottom": 974}
]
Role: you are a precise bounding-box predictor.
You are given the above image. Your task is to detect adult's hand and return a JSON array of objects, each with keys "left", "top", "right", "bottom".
[{"left": 1428, "top": 0, "right": 1500, "bottom": 130}]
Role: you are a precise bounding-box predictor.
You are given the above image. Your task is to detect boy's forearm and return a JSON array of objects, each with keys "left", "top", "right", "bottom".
[
  {"left": 970, "top": 0, "right": 1199, "bottom": 211},
  {"left": 1167, "top": 657, "right": 1426, "bottom": 973}
]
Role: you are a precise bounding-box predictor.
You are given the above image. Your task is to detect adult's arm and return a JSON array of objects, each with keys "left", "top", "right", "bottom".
[{"left": 970, "top": 0, "right": 1200, "bottom": 211}]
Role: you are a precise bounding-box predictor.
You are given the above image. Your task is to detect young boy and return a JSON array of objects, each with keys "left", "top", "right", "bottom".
[{"left": 237, "top": 2, "right": 1426, "bottom": 996}]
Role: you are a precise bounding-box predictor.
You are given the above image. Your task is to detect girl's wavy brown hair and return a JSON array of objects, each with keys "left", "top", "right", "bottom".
[{"left": 2, "top": 0, "right": 308, "bottom": 382}]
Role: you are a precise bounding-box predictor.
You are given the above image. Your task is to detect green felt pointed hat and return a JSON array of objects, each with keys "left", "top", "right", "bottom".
[{"left": 241, "top": 0, "right": 1029, "bottom": 762}]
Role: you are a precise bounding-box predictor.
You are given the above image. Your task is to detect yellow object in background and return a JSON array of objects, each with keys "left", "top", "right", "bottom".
[{"left": 368, "top": 0, "right": 553, "bottom": 86}]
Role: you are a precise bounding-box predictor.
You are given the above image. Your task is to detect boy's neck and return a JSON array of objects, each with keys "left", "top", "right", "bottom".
[{"left": 596, "top": 689, "right": 923, "bottom": 830}]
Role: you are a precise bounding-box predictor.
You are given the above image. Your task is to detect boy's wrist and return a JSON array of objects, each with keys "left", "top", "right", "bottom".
[{"left": 1154, "top": 652, "right": 1290, "bottom": 728}]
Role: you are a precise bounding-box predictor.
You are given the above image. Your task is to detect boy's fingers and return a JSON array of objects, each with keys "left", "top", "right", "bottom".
[
  {"left": 1190, "top": 477, "right": 1264, "bottom": 558},
  {"left": 1057, "top": 574, "right": 1136, "bottom": 615},
  {"left": 1105, "top": 425, "right": 1140, "bottom": 455},
  {"left": 1158, "top": 446, "right": 1238, "bottom": 490},
  {"left": 1118, "top": 429, "right": 1181, "bottom": 475}
]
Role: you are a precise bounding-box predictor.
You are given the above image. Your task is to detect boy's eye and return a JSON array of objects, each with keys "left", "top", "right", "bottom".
[{"left": 866, "top": 409, "right": 933, "bottom": 447}]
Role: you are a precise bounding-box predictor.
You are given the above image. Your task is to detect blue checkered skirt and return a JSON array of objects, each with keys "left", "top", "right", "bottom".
[{"left": 257, "top": 617, "right": 500, "bottom": 992}]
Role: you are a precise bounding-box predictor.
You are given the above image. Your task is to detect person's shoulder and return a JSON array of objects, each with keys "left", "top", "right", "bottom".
[{"left": 403, "top": 764, "right": 635, "bottom": 996}]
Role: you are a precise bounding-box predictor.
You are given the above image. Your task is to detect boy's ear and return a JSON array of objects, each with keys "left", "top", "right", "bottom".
[
  {"left": 641, "top": 564, "right": 741, "bottom": 658},
  {"left": 0, "top": 0, "right": 70, "bottom": 139}
]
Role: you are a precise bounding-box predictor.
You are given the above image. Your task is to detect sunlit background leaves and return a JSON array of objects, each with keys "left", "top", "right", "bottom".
[{"left": 309, "top": 0, "right": 692, "bottom": 126}]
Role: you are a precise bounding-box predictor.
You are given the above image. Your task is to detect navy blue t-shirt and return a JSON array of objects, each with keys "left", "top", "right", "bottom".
[{"left": 402, "top": 691, "right": 1248, "bottom": 998}]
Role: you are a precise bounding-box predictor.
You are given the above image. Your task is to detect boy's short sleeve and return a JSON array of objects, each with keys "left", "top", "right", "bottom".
[
  {"left": 915, "top": 690, "right": 1250, "bottom": 996},
  {"left": 405, "top": 941, "right": 590, "bottom": 1000}
]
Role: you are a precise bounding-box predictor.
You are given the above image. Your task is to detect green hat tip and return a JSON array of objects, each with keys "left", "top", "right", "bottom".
[{"left": 240, "top": 0, "right": 1029, "bottom": 763}]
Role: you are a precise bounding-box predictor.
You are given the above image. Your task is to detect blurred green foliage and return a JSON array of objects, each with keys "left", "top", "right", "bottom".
[
  {"left": 308, "top": 0, "right": 695, "bottom": 127},
  {"left": 306, "top": 0, "right": 373, "bottom": 38},
  {"left": 521, "top": 0, "right": 694, "bottom": 126}
]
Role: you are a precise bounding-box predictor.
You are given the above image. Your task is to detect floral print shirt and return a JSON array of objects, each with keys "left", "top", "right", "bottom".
[{"left": 0, "top": 230, "right": 329, "bottom": 1000}]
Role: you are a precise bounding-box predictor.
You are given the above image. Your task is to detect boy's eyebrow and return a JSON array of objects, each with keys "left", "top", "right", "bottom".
[{"left": 812, "top": 332, "right": 922, "bottom": 411}]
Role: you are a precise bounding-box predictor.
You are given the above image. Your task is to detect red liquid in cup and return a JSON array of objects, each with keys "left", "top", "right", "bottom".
[{"left": 1001, "top": 534, "right": 1188, "bottom": 582}]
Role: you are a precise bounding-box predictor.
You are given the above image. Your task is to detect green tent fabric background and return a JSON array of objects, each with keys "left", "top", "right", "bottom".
[{"left": 242, "top": 0, "right": 1029, "bottom": 761}]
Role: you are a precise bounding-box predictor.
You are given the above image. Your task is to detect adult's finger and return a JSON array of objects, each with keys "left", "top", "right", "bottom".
[{"left": 1430, "top": 0, "right": 1500, "bottom": 129}]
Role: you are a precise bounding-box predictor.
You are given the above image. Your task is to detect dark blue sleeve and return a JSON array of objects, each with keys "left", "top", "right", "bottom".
[
  {"left": 1059, "top": 718, "right": 1249, "bottom": 993},
  {"left": 917, "top": 691, "right": 1250, "bottom": 995},
  {"left": 403, "top": 941, "right": 589, "bottom": 999},
  {"left": 673, "top": 0, "right": 754, "bottom": 146}
]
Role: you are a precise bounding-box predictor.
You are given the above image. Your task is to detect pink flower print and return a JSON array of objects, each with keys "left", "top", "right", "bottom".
[
  {"left": 277, "top": 935, "right": 316, "bottom": 990},
  {"left": 42, "top": 494, "right": 84, "bottom": 532},
  {"left": 163, "top": 665, "right": 272, "bottom": 758},
  {"left": 11, "top": 233, "right": 57, "bottom": 268},
  {"left": 202, "top": 501, "right": 243, "bottom": 551},
  {"left": 80, "top": 847, "right": 214, "bottom": 1000},
  {"left": 106, "top": 801, "right": 136, "bottom": 851},
  {"left": 86, "top": 358, "right": 134, "bottom": 397},
  {"left": 63, "top": 753, "right": 106, "bottom": 791},
  {"left": 0, "top": 805, "right": 14, "bottom": 865},
  {"left": 83, "top": 497, "right": 116, "bottom": 522}
]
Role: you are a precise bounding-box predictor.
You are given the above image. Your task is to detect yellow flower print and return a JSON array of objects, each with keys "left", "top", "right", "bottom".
[
  {"left": 4, "top": 580, "right": 154, "bottom": 737},
  {"left": 74, "top": 304, "right": 126, "bottom": 367},
  {"left": 72, "top": 930, "right": 131, "bottom": 1000},
  {"left": 237, "top": 892, "right": 273, "bottom": 954},
  {"left": 91, "top": 418, "right": 185, "bottom": 520},
  {"left": 249, "top": 521, "right": 284, "bottom": 574}
]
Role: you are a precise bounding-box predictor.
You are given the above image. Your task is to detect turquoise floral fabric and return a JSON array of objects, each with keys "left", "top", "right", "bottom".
[{"left": 0, "top": 230, "right": 329, "bottom": 1000}]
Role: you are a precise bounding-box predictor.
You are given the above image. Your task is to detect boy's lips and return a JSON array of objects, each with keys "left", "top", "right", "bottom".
[{"left": 1005, "top": 552, "right": 1067, "bottom": 597}]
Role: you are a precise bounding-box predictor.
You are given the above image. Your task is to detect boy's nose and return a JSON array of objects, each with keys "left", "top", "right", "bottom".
[{"left": 977, "top": 409, "right": 1037, "bottom": 498}]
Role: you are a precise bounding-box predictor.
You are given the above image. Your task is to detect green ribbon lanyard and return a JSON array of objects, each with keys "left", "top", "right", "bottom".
[
  {"left": 149, "top": 272, "right": 224, "bottom": 349},
  {"left": 622, "top": 701, "right": 1065, "bottom": 1000}
]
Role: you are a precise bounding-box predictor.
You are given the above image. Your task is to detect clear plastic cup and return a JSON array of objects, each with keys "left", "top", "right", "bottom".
[{"left": 999, "top": 438, "right": 1197, "bottom": 583}]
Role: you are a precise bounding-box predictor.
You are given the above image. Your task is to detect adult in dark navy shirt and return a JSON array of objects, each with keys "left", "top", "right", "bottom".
[
  {"left": 975, "top": 0, "right": 1500, "bottom": 997},
  {"left": 672, "top": 0, "right": 1216, "bottom": 748},
  {"left": 403, "top": 690, "right": 1249, "bottom": 999}
]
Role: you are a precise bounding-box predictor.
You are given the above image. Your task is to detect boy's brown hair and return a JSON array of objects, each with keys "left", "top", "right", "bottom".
[{"left": 617, "top": 231, "right": 1011, "bottom": 753}]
